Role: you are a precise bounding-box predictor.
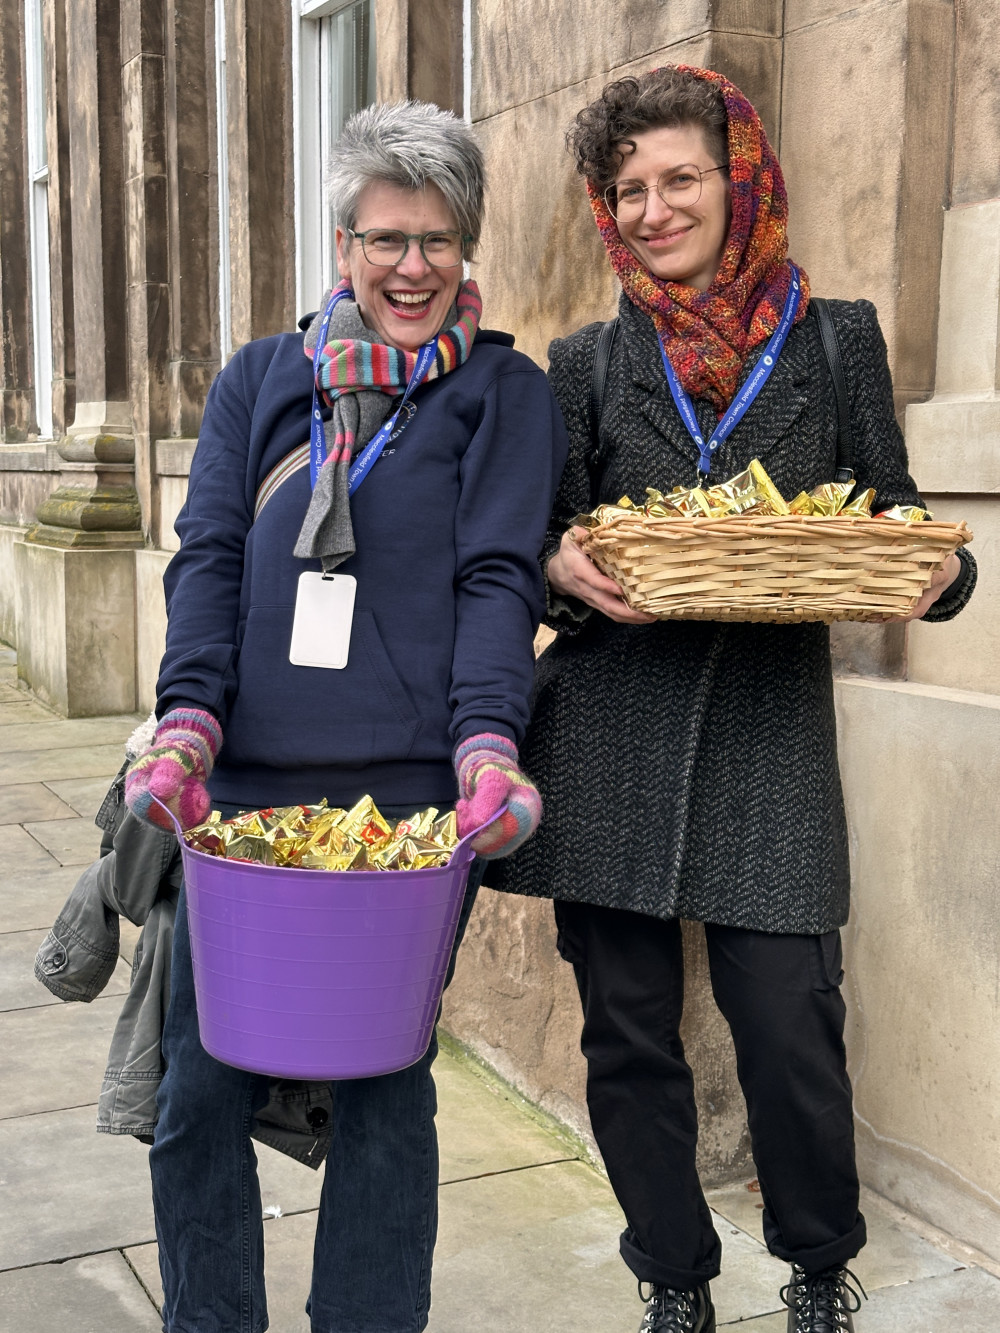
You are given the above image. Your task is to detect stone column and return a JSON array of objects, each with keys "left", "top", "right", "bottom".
[
  {"left": 43, "top": 0, "right": 76, "bottom": 438},
  {"left": 16, "top": 0, "right": 140, "bottom": 715},
  {"left": 24, "top": 0, "right": 141, "bottom": 550},
  {"left": 224, "top": 0, "right": 294, "bottom": 349},
  {"left": 0, "top": 1, "right": 34, "bottom": 441}
]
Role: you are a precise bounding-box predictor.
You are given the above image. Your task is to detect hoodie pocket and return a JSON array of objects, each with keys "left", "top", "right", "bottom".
[{"left": 224, "top": 605, "right": 421, "bottom": 770}]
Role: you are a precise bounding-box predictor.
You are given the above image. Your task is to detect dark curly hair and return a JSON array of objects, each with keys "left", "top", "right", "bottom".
[{"left": 567, "top": 68, "right": 729, "bottom": 195}]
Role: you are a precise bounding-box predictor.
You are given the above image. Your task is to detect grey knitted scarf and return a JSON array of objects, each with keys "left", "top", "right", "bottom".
[{"left": 293, "top": 294, "right": 396, "bottom": 572}]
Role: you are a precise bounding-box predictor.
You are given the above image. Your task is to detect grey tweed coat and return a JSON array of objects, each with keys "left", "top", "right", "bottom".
[{"left": 491, "top": 294, "right": 976, "bottom": 933}]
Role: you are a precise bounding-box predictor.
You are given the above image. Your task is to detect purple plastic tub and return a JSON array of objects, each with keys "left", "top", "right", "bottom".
[{"left": 156, "top": 799, "right": 487, "bottom": 1080}]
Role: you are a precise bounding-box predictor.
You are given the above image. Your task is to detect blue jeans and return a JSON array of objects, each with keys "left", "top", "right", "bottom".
[{"left": 150, "top": 802, "right": 484, "bottom": 1333}]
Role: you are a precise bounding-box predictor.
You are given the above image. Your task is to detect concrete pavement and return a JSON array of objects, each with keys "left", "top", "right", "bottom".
[{"left": 1, "top": 642, "right": 998, "bottom": 1331}]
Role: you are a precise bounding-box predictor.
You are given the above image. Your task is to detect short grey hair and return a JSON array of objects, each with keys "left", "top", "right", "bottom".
[{"left": 327, "top": 101, "right": 486, "bottom": 248}]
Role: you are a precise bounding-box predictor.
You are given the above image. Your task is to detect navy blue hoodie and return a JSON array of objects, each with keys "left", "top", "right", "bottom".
[{"left": 156, "top": 325, "right": 568, "bottom": 809}]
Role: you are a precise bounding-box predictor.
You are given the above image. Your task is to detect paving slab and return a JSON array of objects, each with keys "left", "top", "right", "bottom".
[
  {"left": 706, "top": 1181, "right": 962, "bottom": 1295},
  {"left": 0, "top": 684, "right": 28, "bottom": 704},
  {"left": 1, "top": 820, "right": 60, "bottom": 871},
  {"left": 0, "top": 994, "right": 123, "bottom": 1119},
  {"left": 0, "top": 1098, "right": 325, "bottom": 1271},
  {"left": 0, "top": 1105, "right": 159, "bottom": 1269},
  {"left": 0, "top": 698, "right": 58, "bottom": 725},
  {"left": 24, "top": 814, "right": 104, "bottom": 866},
  {"left": 0, "top": 743, "right": 133, "bottom": 785},
  {"left": 0, "top": 781, "right": 79, "bottom": 823},
  {"left": 0, "top": 1250, "right": 162, "bottom": 1332},
  {"left": 432, "top": 1160, "right": 634, "bottom": 1331},
  {"left": 0, "top": 930, "right": 130, "bottom": 1013},
  {"left": 0, "top": 715, "right": 140, "bottom": 755},
  {"left": 730, "top": 1264, "right": 1000, "bottom": 1331},
  {"left": 435, "top": 1049, "right": 576, "bottom": 1182},
  {"left": 45, "top": 773, "right": 119, "bottom": 818},
  {"left": 0, "top": 860, "right": 86, "bottom": 931}
]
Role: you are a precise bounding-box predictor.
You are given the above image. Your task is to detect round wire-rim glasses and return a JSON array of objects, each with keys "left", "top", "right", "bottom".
[
  {"left": 347, "top": 228, "right": 473, "bottom": 269},
  {"left": 604, "top": 164, "right": 728, "bottom": 222}
]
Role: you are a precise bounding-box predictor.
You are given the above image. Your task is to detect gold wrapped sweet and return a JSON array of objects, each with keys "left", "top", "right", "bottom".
[
  {"left": 787, "top": 480, "right": 855, "bottom": 516},
  {"left": 707, "top": 459, "right": 790, "bottom": 516},
  {"left": 665, "top": 485, "right": 731, "bottom": 517},
  {"left": 876, "top": 504, "right": 932, "bottom": 522},
  {"left": 184, "top": 796, "right": 460, "bottom": 872},
  {"left": 840, "top": 487, "right": 875, "bottom": 517}
]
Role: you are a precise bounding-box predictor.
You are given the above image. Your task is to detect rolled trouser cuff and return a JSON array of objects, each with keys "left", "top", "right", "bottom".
[
  {"left": 619, "top": 1225, "right": 721, "bottom": 1291},
  {"left": 766, "top": 1210, "right": 867, "bottom": 1275}
]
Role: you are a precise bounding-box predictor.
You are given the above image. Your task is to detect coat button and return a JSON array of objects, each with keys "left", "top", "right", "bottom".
[
  {"left": 306, "top": 1106, "right": 329, "bottom": 1129},
  {"left": 42, "top": 948, "right": 67, "bottom": 974}
]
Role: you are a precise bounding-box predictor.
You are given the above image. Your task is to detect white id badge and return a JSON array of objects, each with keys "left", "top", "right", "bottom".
[{"left": 289, "top": 572, "right": 357, "bottom": 669}]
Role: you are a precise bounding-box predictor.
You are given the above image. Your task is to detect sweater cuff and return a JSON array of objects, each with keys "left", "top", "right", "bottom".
[
  {"left": 542, "top": 554, "right": 593, "bottom": 636},
  {"left": 920, "top": 546, "right": 977, "bottom": 623}
]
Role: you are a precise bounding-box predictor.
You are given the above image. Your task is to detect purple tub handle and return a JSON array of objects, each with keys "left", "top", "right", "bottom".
[{"left": 149, "top": 795, "right": 506, "bottom": 859}]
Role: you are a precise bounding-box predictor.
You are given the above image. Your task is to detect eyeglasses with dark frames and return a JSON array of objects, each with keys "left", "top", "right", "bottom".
[{"left": 347, "top": 228, "right": 473, "bottom": 269}]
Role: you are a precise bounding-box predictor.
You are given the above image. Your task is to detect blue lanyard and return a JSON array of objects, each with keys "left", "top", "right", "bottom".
[
  {"left": 659, "top": 266, "right": 802, "bottom": 477},
  {"left": 309, "top": 287, "right": 437, "bottom": 494}
]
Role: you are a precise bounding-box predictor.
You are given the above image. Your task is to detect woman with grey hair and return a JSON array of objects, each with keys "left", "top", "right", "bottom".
[{"left": 125, "top": 100, "right": 566, "bottom": 1332}]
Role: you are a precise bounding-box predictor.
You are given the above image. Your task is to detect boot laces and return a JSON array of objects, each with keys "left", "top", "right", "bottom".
[
  {"left": 780, "top": 1265, "right": 867, "bottom": 1329},
  {"left": 638, "top": 1281, "right": 700, "bottom": 1331}
]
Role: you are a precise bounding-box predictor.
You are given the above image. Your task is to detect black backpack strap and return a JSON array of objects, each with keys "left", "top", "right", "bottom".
[
  {"left": 588, "top": 317, "right": 619, "bottom": 453},
  {"left": 811, "top": 297, "right": 854, "bottom": 481}
]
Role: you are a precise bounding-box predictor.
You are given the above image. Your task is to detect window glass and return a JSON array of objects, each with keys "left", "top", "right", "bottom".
[{"left": 295, "top": 0, "right": 375, "bottom": 313}]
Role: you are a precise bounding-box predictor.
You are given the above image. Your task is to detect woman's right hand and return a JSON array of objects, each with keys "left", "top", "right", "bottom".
[{"left": 546, "top": 527, "right": 657, "bottom": 624}]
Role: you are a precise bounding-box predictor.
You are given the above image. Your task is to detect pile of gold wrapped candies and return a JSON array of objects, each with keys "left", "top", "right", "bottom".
[
  {"left": 576, "top": 458, "right": 929, "bottom": 528},
  {"left": 185, "top": 796, "right": 458, "bottom": 871}
]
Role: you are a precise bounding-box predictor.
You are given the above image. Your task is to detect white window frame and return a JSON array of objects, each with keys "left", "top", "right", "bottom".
[
  {"left": 292, "top": 0, "right": 375, "bottom": 317},
  {"left": 24, "top": 0, "right": 53, "bottom": 438},
  {"left": 215, "top": 0, "right": 233, "bottom": 362}
]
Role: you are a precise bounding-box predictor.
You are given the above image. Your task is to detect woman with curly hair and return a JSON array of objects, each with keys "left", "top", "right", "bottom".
[{"left": 492, "top": 65, "right": 976, "bottom": 1333}]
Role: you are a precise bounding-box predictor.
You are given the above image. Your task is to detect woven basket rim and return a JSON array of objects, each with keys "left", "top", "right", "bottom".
[{"left": 583, "top": 512, "right": 972, "bottom": 543}]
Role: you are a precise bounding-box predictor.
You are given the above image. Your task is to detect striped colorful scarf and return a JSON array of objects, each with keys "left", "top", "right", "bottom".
[
  {"left": 589, "top": 65, "right": 809, "bottom": 413},
  {"left": 294, "top": 278, "right": 482, "bottom": 570}
]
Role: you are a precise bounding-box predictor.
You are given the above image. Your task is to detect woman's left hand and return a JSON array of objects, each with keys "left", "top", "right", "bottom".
[
  {"left": 902, "top": 552, "right": 962, "bottom": 621},
  {"left": 453, "top": 733, "right": 542, "bottom": 859}
]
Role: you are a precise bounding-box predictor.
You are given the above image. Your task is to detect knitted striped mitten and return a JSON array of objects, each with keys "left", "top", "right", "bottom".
[
  {"left": 454, "top": 733, "right": 541, "bottom": 859},
  {"left": 125, "top": 708, "right": 223, "bottom": 832}
]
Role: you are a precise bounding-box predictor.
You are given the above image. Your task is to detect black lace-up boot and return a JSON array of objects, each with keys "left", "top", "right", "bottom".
[
  {"left": 637, "top": 1281, "right": 715, "bottom": 1332},
  {"left": 780, "top": 1265, "right": 867, "bottom": 1331}
]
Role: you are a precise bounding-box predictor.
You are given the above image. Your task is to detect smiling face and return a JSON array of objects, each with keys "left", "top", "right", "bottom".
[
  {"left": 612, "top": 123, "right": 731, "bottom": 291},
  {"left": 335, "top": 180, "right": 464, "bottom": 351}
]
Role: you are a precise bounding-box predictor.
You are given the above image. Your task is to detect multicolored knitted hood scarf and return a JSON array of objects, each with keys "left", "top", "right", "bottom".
[
  {"left": 588, "top": 65, "right": 809, "bottom": 413},
  {"left": 294, "top": 278, "right": 482, "bottom": 570}
]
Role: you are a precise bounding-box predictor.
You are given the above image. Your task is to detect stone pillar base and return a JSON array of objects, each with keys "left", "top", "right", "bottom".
[
  {"left": 21, "top": 521, "right": 145, "bottom": 550},
  {"left": 13, "top": 539, "right": 137, "bottom": 716}
]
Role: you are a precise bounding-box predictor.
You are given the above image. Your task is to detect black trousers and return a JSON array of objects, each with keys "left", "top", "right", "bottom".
[{"left": 554, "top": 900, "right": 866, "bottom": 1291}]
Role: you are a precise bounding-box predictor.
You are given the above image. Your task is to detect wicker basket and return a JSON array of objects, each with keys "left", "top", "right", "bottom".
[{"left": 576, "top": 512, "right": 973, "bottom": 623}]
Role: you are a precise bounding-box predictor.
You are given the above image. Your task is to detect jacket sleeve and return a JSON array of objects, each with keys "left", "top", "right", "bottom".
[
  {"left": 542, "top": 324, "right": 606, "bottom": 634},
  {"left": 838, "top": 299, "right": 976, "bottom": 622},
  {"left": 448, "top": 364, "right": 569, "bottom": 747},
  {"left": 154, "top": 349, "right": 260, "bottom": 723}
]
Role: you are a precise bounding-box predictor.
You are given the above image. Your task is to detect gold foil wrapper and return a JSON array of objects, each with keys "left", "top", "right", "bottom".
[
  {"left": 431, "top": 810, "right": 458, "bottom": 847},
  {"left": 840, "top": 487, "right": 875, "bottom": 517},
  {"left": 876, "top": 504, "right": 932, "bottom": 522},
  {"left": 665, "top": 485, "right": 728, "bottom": 518},
  {"left": 787, "top": 480, "right": 855, "bottom": 517},
  {"left": 707, "top": 459, "right": 790, "bottom": 516},
  {"left": 183, "top": 796, "right": 459, "bottom": 873},
  {"left": 339, "top": 796, "right": 393, "bottom": 847}
]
